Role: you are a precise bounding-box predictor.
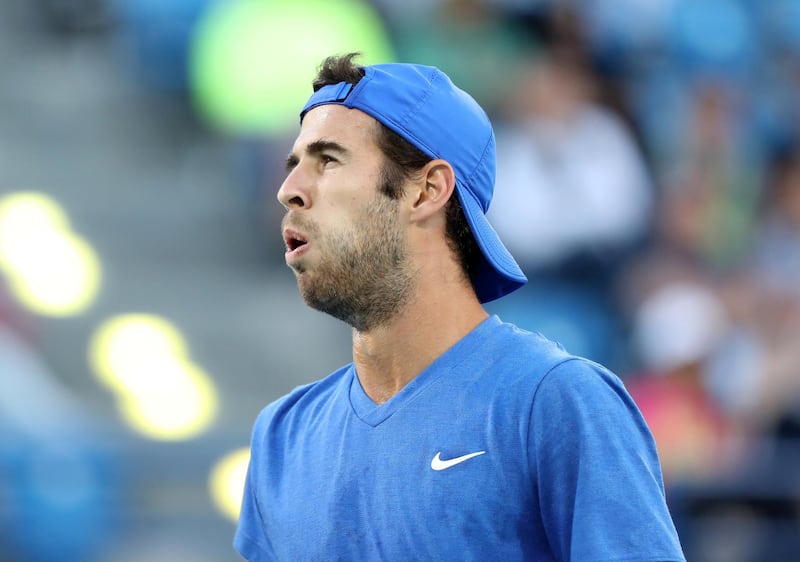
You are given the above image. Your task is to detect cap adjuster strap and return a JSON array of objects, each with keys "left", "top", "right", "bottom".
[{"left": 300, "top": 82, "right": 354, "bottom": 120}]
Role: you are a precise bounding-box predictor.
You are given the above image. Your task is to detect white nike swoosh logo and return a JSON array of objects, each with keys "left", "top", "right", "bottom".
[{"left": 430, "top": 450, "right": 486, "bottom": 471}]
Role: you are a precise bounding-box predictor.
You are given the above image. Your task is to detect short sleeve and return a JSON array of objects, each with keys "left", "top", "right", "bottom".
[
  {"left": 530, "top": 359, "right": 685, "bottom": 561},
  {"left": 234, "top": 410, "right": 277, "bottom": 562}
]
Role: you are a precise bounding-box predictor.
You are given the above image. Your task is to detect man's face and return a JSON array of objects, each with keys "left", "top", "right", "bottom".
[{"left": 278, "top": 105, "right": 416, "bottom": 331}]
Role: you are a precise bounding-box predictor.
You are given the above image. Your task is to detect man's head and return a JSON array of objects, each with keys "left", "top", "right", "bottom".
[
  {"left": 300, "top": 54, "right": 526, "bottom": 302},
  {"left": 279, "top": 54, "right": 526, "bottom": 329}
]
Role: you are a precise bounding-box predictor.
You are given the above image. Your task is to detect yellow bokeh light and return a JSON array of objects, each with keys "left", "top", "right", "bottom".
[
  {"left": 116, "top": 363, "right": 217, "bottom": 441},
  {"left": 0, "top": 191, "right": 101, "bottom": 317},
  {"left": 89, "top": 314, "right": 219, "bottom": 441},
  {"left": 4, "top": 231, "right": 101, "bottom": 316},
  {"left": 0, "top": 192, "right": 69, "bottom": 245},
  {"left": 89, "top": 314, "right": 189, "bottom": 391},
  {"left": 209, "top": 447, "right": 250, "bottom": 522}
]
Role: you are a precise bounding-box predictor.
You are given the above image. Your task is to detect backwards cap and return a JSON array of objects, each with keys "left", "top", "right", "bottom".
[{"left": 300, "top": 62, "right": 526, "bottom": 303}]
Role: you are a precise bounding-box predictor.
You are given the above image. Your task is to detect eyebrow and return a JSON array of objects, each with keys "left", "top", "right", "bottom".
[{"left": 285, "top": 140, "right": 350, "bottom": 172}]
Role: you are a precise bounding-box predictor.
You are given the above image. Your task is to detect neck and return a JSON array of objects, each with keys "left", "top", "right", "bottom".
[{"left": 351, "top": 279, "right": 488, "bottom": 405}]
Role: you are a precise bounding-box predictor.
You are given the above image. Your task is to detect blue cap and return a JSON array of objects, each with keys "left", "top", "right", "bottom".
[{"left": 300, "top": 63, "right": 527, "bottom": 303}]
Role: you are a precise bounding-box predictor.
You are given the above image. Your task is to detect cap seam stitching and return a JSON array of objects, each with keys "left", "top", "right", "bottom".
[
  {"left": 464, "top": 131, "right": 494, "bottom": 210},
  {"left": 391, "top": 67, "right": 441, "bottom": 157}
]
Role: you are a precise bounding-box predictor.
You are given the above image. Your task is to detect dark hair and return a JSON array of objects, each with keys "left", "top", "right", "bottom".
[
  {"left": 312, "top": 53, "right": 480, "bottom": 278},
  {"left": 312, "top": 52, "right": 365, "bottom": 92}
]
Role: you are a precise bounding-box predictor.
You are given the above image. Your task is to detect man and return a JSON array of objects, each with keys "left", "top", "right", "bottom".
[{"left": 235, "top": 53, "right": 685, "bottom": 561}]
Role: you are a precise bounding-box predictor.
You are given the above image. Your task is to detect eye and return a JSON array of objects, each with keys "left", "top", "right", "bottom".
[{"left": 320, "top": 154, "right": 338, "bottom": 166}]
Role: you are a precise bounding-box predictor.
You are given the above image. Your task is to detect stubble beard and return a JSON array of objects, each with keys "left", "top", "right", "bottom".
[{"left": 286, "top": 193, "right": 416, "bottom": 332}]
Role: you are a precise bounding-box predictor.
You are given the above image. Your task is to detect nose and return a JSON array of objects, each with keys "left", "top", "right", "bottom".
[{"left": 277, "top": 167, "right": 311, "bottom": 210}]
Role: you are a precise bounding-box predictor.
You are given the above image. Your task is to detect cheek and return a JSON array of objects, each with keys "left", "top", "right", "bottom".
[
  {"left": 313, "top": 208, "right": 362, "bottom": 254},
  {"left": 317, "top": 175, "right": 376, "bottom": 210},
  {"left": 321, "top": 189, "right": 382, "bottom": 225}
]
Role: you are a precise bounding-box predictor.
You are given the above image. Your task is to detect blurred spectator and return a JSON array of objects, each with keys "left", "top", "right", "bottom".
[
  {"left": 489, "top": 48, "right": 653, "bottom": 279},
  {"left": 616, "top": 80, "right": 764, "bottom": 321},
  {"left": 625, "top": 281, "right": 744, "bottom": 484},
  {"left": 736, "top": 144, "right": 800, "bottom": 437},
  {"left": 669, "top": 82, "right": 761, "bottom": 266}
]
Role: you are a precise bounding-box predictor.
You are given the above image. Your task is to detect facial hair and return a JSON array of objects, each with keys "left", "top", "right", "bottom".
[{"left": 283, "top": 192, "right": 416, "bottom": 332}]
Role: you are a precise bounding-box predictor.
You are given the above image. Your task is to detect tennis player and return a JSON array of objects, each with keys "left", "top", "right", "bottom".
[{"left": 234, "top": 53, "right": 685, "bottom": 561}]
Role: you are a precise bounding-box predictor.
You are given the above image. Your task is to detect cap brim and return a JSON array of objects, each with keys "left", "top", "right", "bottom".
[{"left": 456, "top": 183, "right": 527, "bottom": 303}]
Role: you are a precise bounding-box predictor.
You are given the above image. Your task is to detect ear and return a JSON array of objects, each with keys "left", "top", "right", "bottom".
[{"left": 408, "top": 159, "right": 456, "bottom": 223}]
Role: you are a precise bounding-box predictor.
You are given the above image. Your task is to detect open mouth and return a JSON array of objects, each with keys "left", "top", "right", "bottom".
[{"left": 283, "top": 229, "right": 308, "bottom": 252}]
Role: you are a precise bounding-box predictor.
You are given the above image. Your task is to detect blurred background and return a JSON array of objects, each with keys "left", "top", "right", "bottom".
[{"left": 0, "top": 0, "right": 799, "bottom": 560}]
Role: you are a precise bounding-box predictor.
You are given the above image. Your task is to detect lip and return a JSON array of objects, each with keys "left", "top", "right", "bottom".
[{"left": 282, "top": 227, "right": 310, "bottom": 262}]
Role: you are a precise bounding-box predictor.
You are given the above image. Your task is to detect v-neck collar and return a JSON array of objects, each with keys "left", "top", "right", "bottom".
[{"left": 347, "top": 315, "right": 500, "bottom": 427}]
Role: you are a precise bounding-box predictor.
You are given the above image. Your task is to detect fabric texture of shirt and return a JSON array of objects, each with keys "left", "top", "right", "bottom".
[{"left": 235, "top": 315, "right": 685, "bottom": 561}]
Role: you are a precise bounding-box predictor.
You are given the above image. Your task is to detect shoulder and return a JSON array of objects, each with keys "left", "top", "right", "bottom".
[
  {"left": 251, "top": 364, "right": 353, "bottom": 438},
  {"left": 481, "top": 317, "right": 641, "bottom": 424},
  {"left": 533, "top": 353, "right": 639, "bottom": 420},
  {"left": 450, "top": 318, "right": 616, "bottom": 421},
  {"left": 486, "top": 317, "right": 624, "bottom": 386},
  {"left": 475, "top": 317, "right": 582, "bottom": 387},
  {"left": 536, "top": 355, "right": 629, "bottom": 405},
  {"left": 529, "top": 355, "right": 655, "bottom": 458}
]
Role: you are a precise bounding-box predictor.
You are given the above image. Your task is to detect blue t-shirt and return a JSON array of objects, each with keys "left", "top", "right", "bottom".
[{"left": 235, "top": 316, "right": 685, "bottom": 561}]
